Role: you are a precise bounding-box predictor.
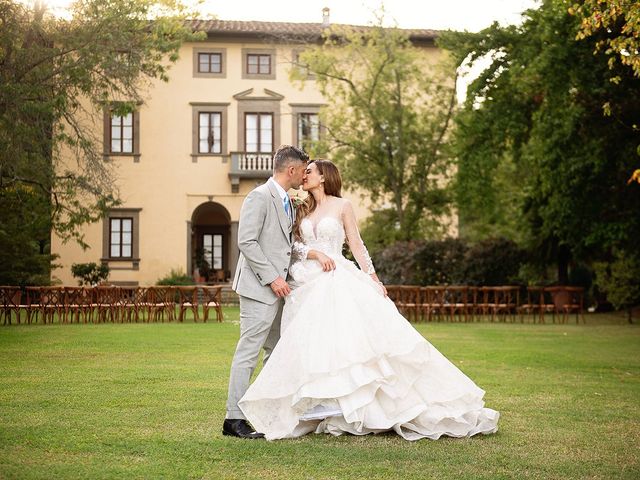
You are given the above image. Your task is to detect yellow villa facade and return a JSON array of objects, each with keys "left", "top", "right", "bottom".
[{"left": 51, "top": 16, "right": 440, "bottom": 286}]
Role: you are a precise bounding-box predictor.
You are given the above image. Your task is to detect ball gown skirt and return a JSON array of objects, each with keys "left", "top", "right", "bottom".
[{"left": 238, "top": 254, "right": 500, "bottom": 441}]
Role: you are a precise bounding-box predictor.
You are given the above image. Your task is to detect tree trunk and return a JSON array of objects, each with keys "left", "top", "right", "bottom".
[{"left": 557, "top": 245, "right": 570, "bottom": 285}]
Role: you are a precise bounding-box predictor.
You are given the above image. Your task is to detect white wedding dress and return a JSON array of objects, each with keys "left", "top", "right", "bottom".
[{"left": 238, "top": 197, "right": 499, "bottom": 441}]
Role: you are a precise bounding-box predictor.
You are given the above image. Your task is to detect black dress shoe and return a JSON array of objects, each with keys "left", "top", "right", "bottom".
[{"left": 222, "top": 419, "right": 265, "bottom": 439}]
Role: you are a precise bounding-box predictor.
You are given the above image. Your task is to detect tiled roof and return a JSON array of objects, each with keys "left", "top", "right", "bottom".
[{"left": 187, "top": 19, "right": 438, "bottom": 42}]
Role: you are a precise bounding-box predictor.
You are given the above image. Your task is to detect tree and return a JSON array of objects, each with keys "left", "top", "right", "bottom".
[
  {"left": 568, "top": 1, "right": 640, "bottom": 184},
  {"left": 594, "top": 250, "right": 640, "bottom": 323},
  {"left": 0, "top": 184, "right": 55, "bottom": 285},
  {"left": 0, "top": 0, "right": 202, "bottom": 284},
  {"left": 440, "top": 0, "right": 640, "bottom": 283},
  {"left": 291, "top": 19, "right": 457, "bottom": 242},
  {"left": 70, "top": 262, "right": 109, "bottom": 286},
  {"left": 570, "top": 0, "right": 640, "bottom": 78}
]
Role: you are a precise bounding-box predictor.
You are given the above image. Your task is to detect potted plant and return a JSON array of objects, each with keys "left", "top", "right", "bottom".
[{"left": 194, "top": 248, "right": 211, "bottom": 283}]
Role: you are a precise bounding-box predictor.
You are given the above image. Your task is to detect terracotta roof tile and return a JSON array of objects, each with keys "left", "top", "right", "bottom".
[{"left": 187, "top": 19, "right": 438, "bottom": 42}]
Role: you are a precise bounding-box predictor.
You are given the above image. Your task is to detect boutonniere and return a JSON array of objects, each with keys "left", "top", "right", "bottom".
[{"left": 289, "top": 194, "right": 305, "bottom": 209}]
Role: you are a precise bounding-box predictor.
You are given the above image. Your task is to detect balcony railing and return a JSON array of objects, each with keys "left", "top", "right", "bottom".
[
  {"left": 229, "top": 152, "right": 274, "bottom": 192},
  {"left": 233, "top": 152, "right": 273, "bottom": 172}
]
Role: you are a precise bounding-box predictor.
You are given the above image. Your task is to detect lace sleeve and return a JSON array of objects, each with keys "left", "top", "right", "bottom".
[
  {"left": 292, "top": 240, "right": 309, "bottom": 262},
  {"left": 341, "top": 199, "right": 375, "bottom": 274}
]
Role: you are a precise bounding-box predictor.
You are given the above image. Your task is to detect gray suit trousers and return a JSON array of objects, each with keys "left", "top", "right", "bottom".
[{"left": 225, "top": 294, "right": 283, "bottom": 420}]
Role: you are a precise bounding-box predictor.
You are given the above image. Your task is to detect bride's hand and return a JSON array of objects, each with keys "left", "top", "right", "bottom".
[
  {"left": 307, "top": 250, "right": 336, "bottom": 272},
  {"left": 317, "top": 252, "right": 336, "bottom": 272},
  {"left": 370, "top": 273, "right": 388, "bottom": 297}
]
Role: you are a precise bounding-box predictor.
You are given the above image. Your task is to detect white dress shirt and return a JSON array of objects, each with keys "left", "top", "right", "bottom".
[{"left": 268, "top": 177, "right": 292, "bottom": 223}]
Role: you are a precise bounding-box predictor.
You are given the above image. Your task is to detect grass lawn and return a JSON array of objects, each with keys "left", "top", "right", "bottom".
[{"left": 0, "top": 309, "right": 638, "bottom": 479}]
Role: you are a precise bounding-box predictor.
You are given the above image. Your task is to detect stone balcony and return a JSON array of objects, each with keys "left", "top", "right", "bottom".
[{"left": 229, "top": 151, "right": 273, "bottom": 192}]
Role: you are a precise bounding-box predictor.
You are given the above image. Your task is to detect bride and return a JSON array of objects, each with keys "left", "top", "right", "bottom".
[{"left": 238, "top": 159, "right": 499, "bottom": 441}]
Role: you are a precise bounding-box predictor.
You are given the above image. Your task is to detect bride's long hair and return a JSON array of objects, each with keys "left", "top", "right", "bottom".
[{"left": 293, "top": 159, "right": 342, "bottom": 241}]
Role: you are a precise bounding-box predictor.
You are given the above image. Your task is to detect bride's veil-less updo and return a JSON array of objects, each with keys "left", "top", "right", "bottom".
[{"left": 293, "top": 159, "right": 342, "bottom": 241}]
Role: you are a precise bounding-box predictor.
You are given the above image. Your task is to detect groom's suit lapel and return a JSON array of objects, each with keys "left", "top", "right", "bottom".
[{"left": 267, "top": 180, "right": 292, "bottom": 245}]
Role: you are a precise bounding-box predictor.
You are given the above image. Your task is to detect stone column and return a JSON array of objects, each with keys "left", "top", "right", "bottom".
[{"left": 186, "top": 221, "right": 192, "bottom": 277}]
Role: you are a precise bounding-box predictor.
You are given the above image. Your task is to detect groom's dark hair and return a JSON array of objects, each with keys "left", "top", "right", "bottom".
[{"left": 273, "top": 145, "right": 309, "bottom": 172}]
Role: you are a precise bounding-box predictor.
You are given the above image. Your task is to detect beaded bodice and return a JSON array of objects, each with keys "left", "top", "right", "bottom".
[
  {"left": 300, "top": 217, "right": 345, "bottom": 256},
  {"left": 292, "top": 197, "right": 375, "bottom": 275}
]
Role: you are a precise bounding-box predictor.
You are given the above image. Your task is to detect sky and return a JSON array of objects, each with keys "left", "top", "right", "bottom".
[{"left": 40, "top": 0, "right": 540, "bottom": 32}]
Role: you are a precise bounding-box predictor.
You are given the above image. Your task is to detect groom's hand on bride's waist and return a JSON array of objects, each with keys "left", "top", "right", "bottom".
[{"left": 270, "top": 276, "right": 291, "bottom": 298}]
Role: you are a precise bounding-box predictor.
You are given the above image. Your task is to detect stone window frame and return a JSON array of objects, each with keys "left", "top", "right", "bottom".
[
  {"left": 237, "top": 98, "right": 281, "bottom": 153},
  {"left": 247, "top": 53, "right": 271, "bottom": 75},
  {"left": 199, "top": 52, "right": 222, "bottom": 73},
  {"left": 110, "top": 114, "right": 134, "bottom": 154},
  {"left": 109, "top": 217, "right": 133, "bottom": 259},
  {"left": 290, "top": 104, "right": 324, "bottom": 150},
  {"left": 193, "top": 47, "right": 227, "bottom": 79},
  {"left": 244, "top": 112, "right": 274, "bottom": 153},
  {"left": 190, "top": 102, "right": 229, "bottom": 161},
  {"left": 101, "top": 208, "right": 141, "bottom": 269},
  {"left": 297, "top": 113, "right": 320, "bottom": 151},
  {"left": 241, "top": 48, "right": 276, "bottom": 80},
  {"left": 103, "top": 103, "right": 141, "bottom": 161},
  {"left": 198, "top": 112, "right": 222, "bottom": 154}
]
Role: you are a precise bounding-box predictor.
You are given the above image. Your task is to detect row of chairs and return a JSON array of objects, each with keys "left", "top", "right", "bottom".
[
  {"left": 385, "top": 285, "right": 585, "bottom": 323},
  {"left": 0, "top": 285, "right": 224, "bottom": 325}
]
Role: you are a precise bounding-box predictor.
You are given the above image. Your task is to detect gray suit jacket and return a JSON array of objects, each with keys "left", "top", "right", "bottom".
[{"left": 232, "top": 179, "right": 295, "bottom": 305}]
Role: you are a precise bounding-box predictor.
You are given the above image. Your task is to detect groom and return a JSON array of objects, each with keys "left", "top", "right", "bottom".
[{"left": 223, "top": 145, "right": 309, "bottom": 439}]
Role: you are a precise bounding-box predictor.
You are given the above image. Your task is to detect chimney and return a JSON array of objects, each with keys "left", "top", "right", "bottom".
[{"left": 322, "top": 7, "right": 330, "bottom": 27}]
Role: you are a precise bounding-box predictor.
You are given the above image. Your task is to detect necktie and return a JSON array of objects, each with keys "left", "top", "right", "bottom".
[{"left": 283, "top": 196, "right": 291, "bottom": 221}]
